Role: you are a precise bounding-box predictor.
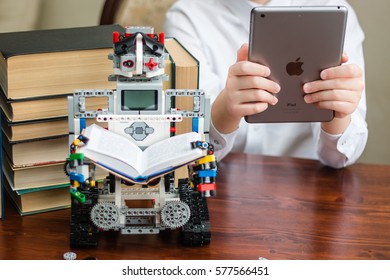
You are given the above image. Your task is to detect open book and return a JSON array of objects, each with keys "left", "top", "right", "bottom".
[{"left": 79, "top": 124, "right": 206, "bottom": 183}]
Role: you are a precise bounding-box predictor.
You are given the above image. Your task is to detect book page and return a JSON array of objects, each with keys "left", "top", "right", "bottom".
[
  {"left": 143, "top": 132, "right": 204, "bottom": 176},
  {"left": 80, "top": 125, "right": 205, "bottom": 181},
  {"left": 81, "top": 124, "right": 141, "bottom": 174}
]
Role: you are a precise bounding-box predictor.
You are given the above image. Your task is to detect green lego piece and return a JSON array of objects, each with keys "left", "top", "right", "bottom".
[
  {"left": 70, "top": 153, "right": 84, "bottom": 160},
  {"left": 70, "top": 188, "right": 86, "bottom": 203}
]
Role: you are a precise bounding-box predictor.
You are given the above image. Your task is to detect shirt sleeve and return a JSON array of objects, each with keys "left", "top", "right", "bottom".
[
  {"left": 209, "top": 118, "right": 238, "bottom": 160},
  {"left": 317, "top": 113, "right": 367, "bottom": 168},
  {"left": 316, "top": 2, "right": 368, "bottom": 168}
]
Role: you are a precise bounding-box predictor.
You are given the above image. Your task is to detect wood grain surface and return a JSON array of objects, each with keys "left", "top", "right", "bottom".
[{"left": 1, "top": 153, "right": 389, "bottom": 260}]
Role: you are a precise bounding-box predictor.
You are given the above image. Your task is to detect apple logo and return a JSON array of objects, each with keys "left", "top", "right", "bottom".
[{"left": 286, "top": 57, "right": 304, "bottom": 76}]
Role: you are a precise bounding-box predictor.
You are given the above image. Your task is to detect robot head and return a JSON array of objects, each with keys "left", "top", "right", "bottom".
[{"left": 111, "top": 26, "right": 167, "bottom": 78}]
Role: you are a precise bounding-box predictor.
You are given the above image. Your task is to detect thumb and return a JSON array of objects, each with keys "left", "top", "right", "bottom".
[
  {"left": 236, "top": 43, "right": 249, "bottom": 62},
  {"left": 341, "top": 52, "right": 349, "bottom": 64}
]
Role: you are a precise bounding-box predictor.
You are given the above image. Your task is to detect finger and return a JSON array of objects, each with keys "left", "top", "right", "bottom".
[
  {"left": 227, "top": 88, "right": 277, "bottom": 106},
  {"left": 229, "top": 75, "right": 280, "bottom": 94},
  {"left": 233, "top": 102, "right": 270, "bottom": 117},
  {"left": 236, "top": 89, "right": 278, "bottom": 105},
  {"left": 304, "top": 89, "right": 359, "bottom": 104},
  {"left": 304, "top": 78, "right": 363, "bottom": 94},
  {"left": 229, "top": 61, "right": 271, "bottom": 77},
  {"left": 226, "top": 91, "right": 272, "bottom": 117},
  {"left": 242, "top": 102, "right": 270, "bottom": 116},
  {"left": 236, "top": 43, "right": 249, "bottom": 62},
  {"left": 310, "top": 100, "right": 356, "bottom": 117},
  {"left": 341, "top": 52, "right": 349, "bottom": 64},
  {"left": 320, "top": 63, "right": 362, "bottom": 80}
]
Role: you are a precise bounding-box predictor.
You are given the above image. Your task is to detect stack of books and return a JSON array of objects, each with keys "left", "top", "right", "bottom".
[{"left": 0, "top": 24, "right": 124, "bottom": 215}]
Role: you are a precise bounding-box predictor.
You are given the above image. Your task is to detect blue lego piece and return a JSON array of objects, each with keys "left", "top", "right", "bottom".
[{"left": 198, "top": 170, "right": 217, "bottom": 178}]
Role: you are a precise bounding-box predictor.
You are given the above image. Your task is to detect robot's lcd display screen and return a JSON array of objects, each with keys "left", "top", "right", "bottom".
[{"left": 121, "top": 90, "right": 158, "bottom": 111}]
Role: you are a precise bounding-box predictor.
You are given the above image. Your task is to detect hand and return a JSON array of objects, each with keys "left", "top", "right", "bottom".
[
  {"left": 303, "top": 53, "right": 365, "bottom": 134},
  {"left": 211, "top": 43, "right": 280, "bottom": 134}
]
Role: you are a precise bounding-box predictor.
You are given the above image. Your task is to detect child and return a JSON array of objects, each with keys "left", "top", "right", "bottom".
[{"left": 164, "top": 0, "right": 367, "bottom": 168}]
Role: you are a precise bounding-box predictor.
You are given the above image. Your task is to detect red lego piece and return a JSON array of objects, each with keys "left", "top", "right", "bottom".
[
  {"left": 144, "top": 58, "right": 158, "bottom": 70},
  {"left": 197, "top": 183, "right": 217, "bottom": 192}
]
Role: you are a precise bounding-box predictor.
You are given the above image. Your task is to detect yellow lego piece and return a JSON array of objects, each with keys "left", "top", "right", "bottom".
[
  {"left": 73, "top": 138, "right": 81, "bottom": 146},
  {"left": 198, "top": 155, "right": 216, "bottom": 165}
]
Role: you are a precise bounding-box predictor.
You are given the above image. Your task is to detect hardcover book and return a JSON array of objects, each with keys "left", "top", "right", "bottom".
[
  {"left": 164, "top": 38, "right": 200, "bottom": 135},
  {"left": 1, "top": 114, "right": 105, "bottom": 142},
  {"left": 2, "top": 151, "right": 107, "bottom": 191},
  {"left": 2, "top": 116, "right": 68, "bottom": 142},
  {"left": 3, "top": 178, "right": 70, "bottom": 216},
  {"left": 0, "top": 88, "right": 110, "bottom": 123},
  {"left": 2, "top": 133, "right": 68, "bottom": 168},
  {"left": 2, "top": 154, "right": 67, "bottom": 191},
  {"left": 164, "top": 37, "right": 199, "bottom": 90},
  {"left": 79, "top": 124, "right": 206, "bottom": 184},
  {"left": 0, "top": 89, "right": 69, "bottom": 122},
  {"left": 0, "top": 24, "right": 125, "bottom": 100}
]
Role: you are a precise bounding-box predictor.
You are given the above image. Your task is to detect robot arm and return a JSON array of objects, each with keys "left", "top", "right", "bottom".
[{"left": 190, "top": 141, "right": 217, "bottom": 197}]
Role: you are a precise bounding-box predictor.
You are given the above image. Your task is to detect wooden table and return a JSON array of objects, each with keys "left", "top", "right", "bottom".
[{"left": 1, "top": 153, "right": 390, "bottom": 260}]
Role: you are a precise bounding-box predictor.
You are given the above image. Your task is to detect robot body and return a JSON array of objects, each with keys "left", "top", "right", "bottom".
[{"left": 66, "top": 26, "right": 217, "bottom": 247}]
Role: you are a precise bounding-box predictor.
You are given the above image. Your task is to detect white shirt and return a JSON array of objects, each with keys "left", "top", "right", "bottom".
[{"left": 164, "top": 0, "right": 368, "bottom": 168}]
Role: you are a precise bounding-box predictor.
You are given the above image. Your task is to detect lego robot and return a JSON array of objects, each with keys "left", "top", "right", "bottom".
[{"left": 65, "top": 26, "right": 217, "bottom": 248}]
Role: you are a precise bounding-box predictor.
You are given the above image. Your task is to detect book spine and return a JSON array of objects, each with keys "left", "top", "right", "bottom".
[{"left": 172, "top": 38, "right": 200, "bottom": 88}]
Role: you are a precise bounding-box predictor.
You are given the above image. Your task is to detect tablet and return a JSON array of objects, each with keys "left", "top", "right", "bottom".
[{"left": 245, "top": 6, "right": 348, "bottom": 123}]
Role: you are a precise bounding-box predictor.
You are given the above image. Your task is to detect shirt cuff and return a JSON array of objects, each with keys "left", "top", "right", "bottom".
[
  {"left": 209, "top": 119, "right": 238, "bottom": 160},
  {"left": 318, "top": 114, "right": 367, "bottom": 168},
  {"left": 336, "top": 114, "right": 367, "bottom": 164}
]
